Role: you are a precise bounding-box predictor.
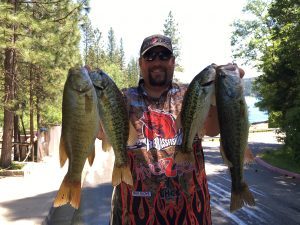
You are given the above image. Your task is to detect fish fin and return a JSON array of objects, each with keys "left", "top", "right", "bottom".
[
  {"left": 59, "top": 137, "right": 68, "bottom": 167},
  {"left": 111, "top": 166, "right": 122, "bottom": 186},
  {"left": 87, "top": 146, "right": 96, "bottom": 166},
  {"left": 112, "top": 165, "right": 133, "bottom": 187},
  {"left": 53, "top": 176, "right": 82, "bottom": 209},
  {"left": 69, "top": 181, "right": 82, "bottom": 209},
  {"left": 127, "top": 121, "right": 138, "bottom": 146},
  {"left": 230, "top": 182, "right": 255, "bottom": 212},
  {"left": 219, "top": 143, "right": 233, "bottom": 167},
  {"left": 244, "top": 145, "right": 255, "bottom": 165},
  {"left": 174, "top": 148, "right": 195, "bottom": 165},
  {"left": 121, "top": 165, "right": 133, "bottom": 186},
  {"left": 101, "top": 135, "right": 112, "bottom": 152}
]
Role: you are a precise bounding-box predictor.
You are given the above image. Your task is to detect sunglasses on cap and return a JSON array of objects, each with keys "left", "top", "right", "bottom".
[{"left": 143, "top": 50, "right": 173, "bottom": 61}]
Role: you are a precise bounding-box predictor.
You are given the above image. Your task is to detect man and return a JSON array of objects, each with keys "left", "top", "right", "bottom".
[{"left": 107, "top": 34, "right": 242, "bottom": 225}]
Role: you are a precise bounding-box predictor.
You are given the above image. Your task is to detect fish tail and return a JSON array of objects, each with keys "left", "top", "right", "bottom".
[
  {"left": 230, "top": 182, "right": 255, "bottom": 212},
  {"left": 122, "top": 165, "right": 133, "bottom": 186},
  {"left": 174, "top": 150, "right": 195, "bottom": 165},
  {"left": 112, "top": 165, "right": 133, "bottom": 187},
  {"left": 53, "top": 176, "right": 82, "bottom": 209}
]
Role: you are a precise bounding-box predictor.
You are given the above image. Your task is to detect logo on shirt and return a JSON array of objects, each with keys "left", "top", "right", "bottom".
[{"left": 139, "top": 107, "right": 182, "bottom": 151}]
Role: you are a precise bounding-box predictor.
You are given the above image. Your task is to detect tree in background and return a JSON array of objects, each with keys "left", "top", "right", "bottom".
[
  {"left": 0, "top": 0, "right": 140, "bottom": 167},
  {"left": 163, "top": 11, "right": 183, "bottom": 72},
  {"left": 118, "top": 38, "right": 125, "bottom": 70},
  {"left": 231, "top": 0, "right": 300, "bottom": 162},
  {"left": 0, "top": 0, "right": 82, "bottom": 167},
  {"left": 81, "top": 17, "right": 94, "bottom": 66},
  {"left": 126, "top": 57, "right": 139, "bottom": 87},
  {"left": 107, "top": 27, "right": 117, "bottom": 63}
]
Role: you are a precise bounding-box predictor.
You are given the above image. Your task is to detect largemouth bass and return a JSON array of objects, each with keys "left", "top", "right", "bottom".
[
  {"left": 89, "top": 70, "right": 133, "bottom": 187},
  {"left": 215, "top": 64, "right": 255, "bottom": 212},
  {"left": 54, "top": 67, "right": 100, "bottom": 209},
  {"left": 175, "top": 64, "right": 216, "bottom": 164}
]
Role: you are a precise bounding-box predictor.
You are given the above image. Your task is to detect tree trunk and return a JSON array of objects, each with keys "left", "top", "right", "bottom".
[
  {"left": 36, "top": 72, "right": 41, "bottom": 129},
  {"left": 29, "top": 65, "right": 35, "bottom": 162},
  {"left": 13, "top": 114, "right": 20, "bottom": 161},
  {"left": 0, "top": 48, "right": 16, "bottom": 168},
  {"left": 0, "top": 0, "right": 17, "bottom": 168}
]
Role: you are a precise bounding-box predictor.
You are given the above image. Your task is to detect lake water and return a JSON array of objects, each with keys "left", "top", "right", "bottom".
[{"left": 245, "top": 96, "right": 268, "bottom": 124}]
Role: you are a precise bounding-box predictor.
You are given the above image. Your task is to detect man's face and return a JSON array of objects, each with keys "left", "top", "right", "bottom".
[{"left": 139, "top": 46, "right": 175, "bottom": 88}]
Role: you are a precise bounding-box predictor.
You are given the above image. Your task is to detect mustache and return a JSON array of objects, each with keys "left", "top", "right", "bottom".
[{"left": 149, "top": 66, "right": 166, "bottom": 73}]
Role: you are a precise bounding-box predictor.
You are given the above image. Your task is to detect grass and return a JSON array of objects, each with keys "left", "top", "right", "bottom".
[
  {"left": 0, "top": 162, "right": 25, "bottom": 171},
  {"left": 259, "top": 147, "right": 300, "bottom": 174}
]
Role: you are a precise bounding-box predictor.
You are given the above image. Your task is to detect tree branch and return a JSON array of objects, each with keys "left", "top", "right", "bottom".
[{"left": 52, "top": 4, "right": 82, "bottom": 22}]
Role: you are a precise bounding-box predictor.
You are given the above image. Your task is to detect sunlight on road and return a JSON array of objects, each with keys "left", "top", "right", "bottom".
[{"left": 84, "top": 139, "right": 114, "bottom": 186}]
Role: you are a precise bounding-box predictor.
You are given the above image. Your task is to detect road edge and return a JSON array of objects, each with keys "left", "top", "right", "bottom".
[{"left": 255, "top": 157, "right": 300, "bottom": 180}]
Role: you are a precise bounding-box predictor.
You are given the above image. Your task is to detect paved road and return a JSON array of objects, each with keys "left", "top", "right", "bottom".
[
  {"left": 204, "top": 140, "right": 300, "bottom": 225},
  {"left": 48, "top": 134, "right": 300, "bottom": 225}
]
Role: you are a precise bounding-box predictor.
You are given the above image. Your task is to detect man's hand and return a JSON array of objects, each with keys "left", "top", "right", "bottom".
[{"left": 216, "top": 63, "right": 245, "bottom": 78}]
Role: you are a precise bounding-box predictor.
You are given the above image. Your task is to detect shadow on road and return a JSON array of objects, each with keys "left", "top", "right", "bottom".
[
  {"left": 47, "top": 182, "right": 113, "bottom": 225},
  {"left": 0, "top": 191, "right": 57, "bottom": 223}
]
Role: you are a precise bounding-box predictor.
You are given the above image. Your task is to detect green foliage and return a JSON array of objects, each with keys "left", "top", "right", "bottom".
[
  {"left": 126, "top": 57, "right": 139, "bottom": 87},
  {"left": 107, "top": 27, "right": 117, "bottom": 63},
  {"left": 0, "top": 0, "right": 83, "bottom": 130},
  {"left": 268, "top": 111, "right": 281, "bottom": 128},
  {"left": 283, "top": 105, "right": 300, "bottom": 162},
  {"left": 0, "top": 161, "right": 25, "bottom": 170},
  {"left": 260, "top": 146, "right": 300, "bottom": 173},
  {"left": 230, "top": 0, "right": 273, "bottom": 67},
  {"left": 163, "top": 11, "right": 183, "bottom": 71},
  {"left": 82, "top": 23, "right": 139, "bottom": 89},
  {"left": 231, "top": 0, "right": 300, "bottom": 162}
]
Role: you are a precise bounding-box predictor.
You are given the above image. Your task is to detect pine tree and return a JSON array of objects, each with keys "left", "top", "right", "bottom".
[
  {"left": 163, "top": 11, "right": 183, "bottom": 71},
  {"left": 119, "top": 38, "right": 125, "bottom": 70},
  {"left": 107, "top": 27, "right": 117, "bottom": 63},
  {"left": 0, "top": 0, "right": 82, "bottom": 166}
]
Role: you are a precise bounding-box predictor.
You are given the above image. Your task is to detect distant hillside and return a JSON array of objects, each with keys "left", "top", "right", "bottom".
[{"left": 243, "top": 77, "right": 257, "bottom": 96}]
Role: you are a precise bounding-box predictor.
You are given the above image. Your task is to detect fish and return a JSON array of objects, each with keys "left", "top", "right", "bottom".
[
  {"left": 215, "top": 64, "right": 255, "bottom": 212},
  {"left": 53, "top": 67, "right": 100, "bottom": 209},
  {"left": 220, "top": 144, "right": 255, "bottom": 165},
  {"left": 175, "top": 64, "right": 216, "bottom": 164},
  {"left": 89, "top": 70, "right": 133, "bottom": 187}
]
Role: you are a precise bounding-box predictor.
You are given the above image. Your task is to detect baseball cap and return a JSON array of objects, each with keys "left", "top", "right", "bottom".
[{"left": 140, "top": 34, "right": 173, "bottom": 56}]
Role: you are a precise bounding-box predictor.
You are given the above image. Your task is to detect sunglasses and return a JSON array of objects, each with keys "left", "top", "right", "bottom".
[{"left": 143, "top": 50, "right": 173, "bottom": 61}]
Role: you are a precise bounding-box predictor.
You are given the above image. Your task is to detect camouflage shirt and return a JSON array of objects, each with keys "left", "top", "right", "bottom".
[{"left": 110, "top": 80, "right": 212, "bottom": 225}]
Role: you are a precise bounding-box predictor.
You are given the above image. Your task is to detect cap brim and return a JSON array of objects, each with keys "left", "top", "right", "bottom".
[{"left": 141, "top": 43, "right": 173, "bottom": 55}]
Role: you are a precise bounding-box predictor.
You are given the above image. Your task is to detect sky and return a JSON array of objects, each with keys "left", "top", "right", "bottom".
[{"left": 89, "top": 0, "right": 257, "bottom": 83}]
